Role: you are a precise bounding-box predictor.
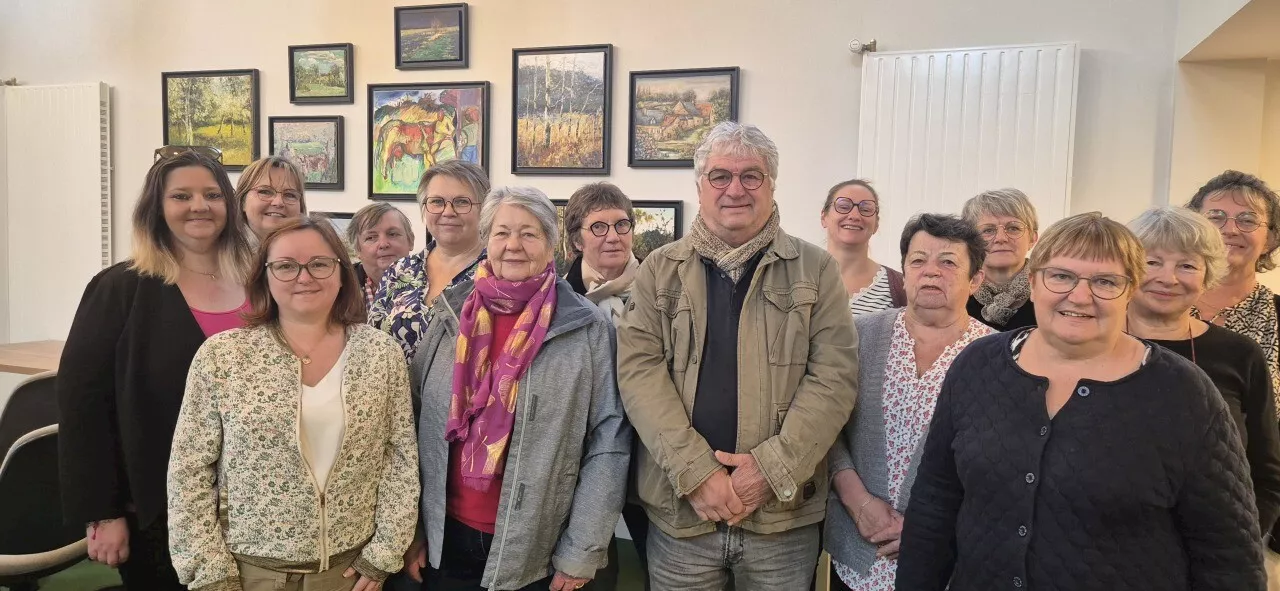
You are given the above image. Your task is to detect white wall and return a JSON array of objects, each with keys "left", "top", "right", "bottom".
[
  {"left": 1176, "top": 0, "right": 1250, "bottom": 60},
  {"left": 0, "top": 0, "right": 1191, "bottom": 335},
  {"left": 1262, "top": 60, "right": 1280, "bottom": 185},
  {"left": 0, "top": 89, "right": 9, "bottom": 344},
  {"left": 1169, "top": 60, "right": 1269, "bottom": 200}
]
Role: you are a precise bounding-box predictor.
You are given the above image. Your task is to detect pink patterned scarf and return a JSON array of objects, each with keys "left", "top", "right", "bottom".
[{"left": 446, "top": 260, "right": 557, "bottom": 491}]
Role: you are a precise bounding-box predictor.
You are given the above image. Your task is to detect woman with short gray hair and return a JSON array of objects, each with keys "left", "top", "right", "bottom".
[
  {"left": 404, "top": 186, "right": 631, "bottom": 591},
  {"left": 961, "top": 188, "right": 1040, "bottom": 330},
  {"left": 346, "top": 203, "right": 417, "bottom": 308},
  {"left": 1125, "top": 206, "right": 1280, "bottom": 563}
]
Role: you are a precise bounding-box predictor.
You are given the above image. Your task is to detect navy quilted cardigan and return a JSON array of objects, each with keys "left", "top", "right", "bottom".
[{"left": 896, "top": 330, "right": 1265, "bottom": 591}]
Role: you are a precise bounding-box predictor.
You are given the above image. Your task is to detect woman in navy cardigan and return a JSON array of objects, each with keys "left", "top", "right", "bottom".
[{"left": 56, "top": 149, "right": 254, "bottom": 589}]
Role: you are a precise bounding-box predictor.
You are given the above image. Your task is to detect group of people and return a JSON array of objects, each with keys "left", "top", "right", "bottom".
[{"left": 52, "top": 121, "right": 1280, "bottom": 591}]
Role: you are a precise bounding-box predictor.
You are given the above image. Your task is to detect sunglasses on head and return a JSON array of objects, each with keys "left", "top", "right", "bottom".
[{"left": 154, "top": 145, "right": 223, "bottom": 163}]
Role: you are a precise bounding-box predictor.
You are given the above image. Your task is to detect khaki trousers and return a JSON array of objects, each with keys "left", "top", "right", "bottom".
[{"left": 237, "top": 553, "right": 360, "bottom": 591}]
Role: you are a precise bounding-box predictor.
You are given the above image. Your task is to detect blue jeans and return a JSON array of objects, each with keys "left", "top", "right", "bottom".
[{"left": 646, "top": 522, "right": 820, "bottom": 591}]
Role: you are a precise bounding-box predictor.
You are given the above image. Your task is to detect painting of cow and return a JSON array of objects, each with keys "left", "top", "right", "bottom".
[{"left": 269, "top": 116, "right": 344, "bottom": 190}]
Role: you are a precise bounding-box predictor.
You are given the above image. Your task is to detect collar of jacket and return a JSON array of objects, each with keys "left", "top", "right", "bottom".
[
  {"left": 659, "top": 226, "right": 801, "bottom": 265},
  {"left": 434, "top": 277, "right": 601, "bottom": 341}
]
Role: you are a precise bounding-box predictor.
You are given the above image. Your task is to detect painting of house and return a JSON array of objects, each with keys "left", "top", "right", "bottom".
[{"left": 629, "top": 67, "right": 739, "bottom": 167}]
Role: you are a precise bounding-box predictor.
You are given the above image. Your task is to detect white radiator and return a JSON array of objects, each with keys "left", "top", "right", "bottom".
[
  {"left": 3, "top": 83, "right": 112, "bottom": 342},
  {"left": 856, "top": 43, "right": 1079, "bottom": 263}
]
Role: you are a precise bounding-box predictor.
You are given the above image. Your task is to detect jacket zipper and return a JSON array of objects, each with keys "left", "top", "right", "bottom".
[
  {"left": 296, "top": 359, "right": 342, "bottom": 572},
  {"left": 488, "top": 375, "right": 531, "bottom": 589}
]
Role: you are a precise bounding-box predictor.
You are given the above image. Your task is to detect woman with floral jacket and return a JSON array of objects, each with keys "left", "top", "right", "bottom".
[{"left": 168, "top": 215, "right": 420, "bottom": 591}]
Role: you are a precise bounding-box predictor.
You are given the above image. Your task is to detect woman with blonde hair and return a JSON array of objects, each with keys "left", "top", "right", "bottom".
[
  {"left": 239, "top": 155, "right": 309, "bottom": 242},
  {"left": 897, "top": 212, "right": 1265, "bottom": 590},
  {"left": 960, "top": 188, "right": 1040, "bottom": 330},
  {"left": 1126, "top": 205, "right": 1280, "bottom": 581},
  {"left": 169, "top": 215, "right": 419, "bottom": 591},
  {"left": 56, "top": 148, "right": 253, "bottom": 589}
]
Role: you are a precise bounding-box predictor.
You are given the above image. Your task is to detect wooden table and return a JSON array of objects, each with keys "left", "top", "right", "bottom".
[{"left": 0, "top": 340, "right": 64, "bottom": 375}]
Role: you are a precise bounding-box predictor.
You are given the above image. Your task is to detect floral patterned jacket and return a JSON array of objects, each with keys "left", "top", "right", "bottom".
[{"left": 167, "top": 324, "right": 419, "bottom": 591}]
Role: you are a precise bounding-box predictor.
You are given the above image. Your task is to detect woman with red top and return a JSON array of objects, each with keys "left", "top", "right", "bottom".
[
  {"left": 403, "top": 186, "right": 631, "bottom": 591},
  {"left": 56, "top": 148, "right": 253, "bottom": 589}
]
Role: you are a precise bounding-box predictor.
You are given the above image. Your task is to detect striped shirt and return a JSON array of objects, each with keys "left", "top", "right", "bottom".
[{"left": 849, "top": 267, "right": 896, "bottom": 316}]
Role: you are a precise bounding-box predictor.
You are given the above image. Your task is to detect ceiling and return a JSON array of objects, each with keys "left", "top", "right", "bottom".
[{"left": 1184, "top": 0, "right": 1280, "bottom": 61}]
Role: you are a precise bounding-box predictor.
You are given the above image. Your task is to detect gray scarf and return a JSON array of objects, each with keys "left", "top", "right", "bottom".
[
  {"left": 687, "top": 206, "right": 781, "bottom": 282},
  {"left": 973, "top": 264, "right": 1031, "bottom": 326}
]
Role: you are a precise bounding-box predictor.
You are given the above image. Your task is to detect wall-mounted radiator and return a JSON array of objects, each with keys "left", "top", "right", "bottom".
[{"left": 2, "top": 83, "right": 112, "bottom": 342}]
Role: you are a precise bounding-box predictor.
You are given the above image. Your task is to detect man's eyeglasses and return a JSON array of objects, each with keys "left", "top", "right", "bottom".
[
  {"left": 1037, "top": 267, "right": 1131, "bottom": 300},
  {"left": 978, "top": 222, "right": 1028, "bottom": 241},
  {"left": 832, "top": 197, "right": 877, "bottom": 217},
  {"left": 154, "top": 145, "right": 223, "bottom": 163},
  {"left": 424, "top": 197, "right": 474, "bottom": 215},
  {"left": 253, "top": 186, "right": 302, "bottom": 206},
  {"left": 266, "top": 257, "right": 340, "bottom": 282},
  {"left": 704, "top": 169, "right": 768, "bottom": 191},
  {"left": 1203, "top": 209, "right": 1265, "bottom": 233},
  {"left": 582, "top": 219, "right": 634, "bottom": 237}
]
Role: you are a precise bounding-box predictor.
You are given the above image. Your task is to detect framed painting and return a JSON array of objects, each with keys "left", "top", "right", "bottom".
[
  {"left": 269, "top": 116, "right": 344, "bottom": 190},
  {"left": 629, "top": 67, "right": 740, "bottom": 168},
  {"left": 512, "top": 44, "right": 612, "bottom": 175},
  {"left": 316, "top": 211, "right": 354, "bottom": 236},
  {"left": 162, "top": 69, "right": 259, "bottom": 170},
  {"left": 289, "top": 43, "right": 354, "bottom": 104},
  {"left": 550, "top": 199, "right": 573, "bottom": 273},
  {"left": 631, "top": 200, "right": 684, "bottom": 260},
  {"left": 395, "top": 4, "right": 468, "bottom": 69},
  {"left": 368, "top": 81, "right": 489, "bottom": 201}
]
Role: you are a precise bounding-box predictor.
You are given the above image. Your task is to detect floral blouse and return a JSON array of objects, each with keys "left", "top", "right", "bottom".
[
  {"left": 368, "top": 242, "right": 486, "bottom": 362},
  {"left": 1191, "top": 282, "right": 1280, "bottom": 405},
  {"left": 833, "top": 311, "right": 993, "bottom": 591}
]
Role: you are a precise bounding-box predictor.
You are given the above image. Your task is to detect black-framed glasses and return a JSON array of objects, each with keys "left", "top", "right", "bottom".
[
  {"left": 832, "top": 197, "right": 877, "bottom": 217},
  {"left": 704, "top": 169, "right": 768, "bottom": 190},
  {"left": 423, "top": 197, "right": 474, "bottom": 214},
  {"left": 266, "top": 257, "right": 340, "bottom": 281},
  {"left": 978, "top": 222, "right": 1028, "bottom": 241},
  {"left": 583, "top": 219, "right": 634, "bottom": 237},
  {"left": 1037, "top": 267, "right": 1131, "bottom": 300},
  {"left": 1203, "top": 209, "right": 1265, "bottom": 233},
  {"left": 154, "top": 145, "right": 222, "bottom": 163},
  {"left": 253, "top": 186, "right": 302, "bottom": 205}
]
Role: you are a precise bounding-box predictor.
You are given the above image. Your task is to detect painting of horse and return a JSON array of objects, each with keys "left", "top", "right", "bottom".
[{"left": 368, "top": 82, "right": 488, "bottom": 200}]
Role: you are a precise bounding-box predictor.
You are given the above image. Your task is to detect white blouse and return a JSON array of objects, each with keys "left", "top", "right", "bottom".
[{"left": 300, "top": 349, "right": 348, "bottom": 491}]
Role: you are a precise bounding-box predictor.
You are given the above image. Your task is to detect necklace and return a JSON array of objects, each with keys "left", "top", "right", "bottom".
[
  {"left": 277, "top": 326, "right": 332, "bottom": 365},
  {"left": 181, "top": 264, "right": 218, "bottom": 281}
]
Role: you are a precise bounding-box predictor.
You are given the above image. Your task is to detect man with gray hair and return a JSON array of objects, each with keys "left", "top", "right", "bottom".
[{"left": 616, "top": 122, "right": 858, "bottom": 590}]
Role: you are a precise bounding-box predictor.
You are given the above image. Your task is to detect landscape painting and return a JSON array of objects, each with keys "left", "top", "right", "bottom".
[
  {"left": 630, "top": 67, "right": 739, "bottom": 167},
  {"left": 269, "top": 116, "right": 344, "bottom": 190},
  {"left": 162, "top": 69, "right": 259, "bottom": 170},
  {"left": 396, "top": 4, "right": 468, "bottom": 69},
  {"left": 290, "top": 43, "right": 354, "bottom": 104},
  {"left": 631, "top": 201, "right": 684, "bottom": 260},
  {"left": 513, "top": 44, "right": 612, "bottom": 175},
  {"left": 551, "top": 199, "right": 572, "bottom": 273},
  {"left": 368, "top": 82, "right": 488, "bottom": 200}
]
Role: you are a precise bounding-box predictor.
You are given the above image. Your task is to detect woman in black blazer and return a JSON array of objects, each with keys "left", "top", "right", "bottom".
[{"left": 56, "top": 149, "right": 254, "bottom": 589}]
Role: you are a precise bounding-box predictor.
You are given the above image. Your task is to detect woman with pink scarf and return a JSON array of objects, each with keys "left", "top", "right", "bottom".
[{"left": 399, "top": 186, "right": 631, "bottom": 591}]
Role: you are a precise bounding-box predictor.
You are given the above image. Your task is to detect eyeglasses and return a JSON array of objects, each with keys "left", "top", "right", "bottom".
[
  {"left": 154, "top": 145, "right": 223, "bottom": 163},
  {"left": 583, "top": 219, "right": 634, "bottom": 237},
  {"left": 424, "top": 197, "right": 474, "bottom": 214},
  {"left": 266, "top": 257, "right": 340, "bottom": 281},
  {"left": 704, "top": 169, "right": 768, "bottom": 190},
  {"left": 1037, "top": 267, "right": 1131, "bottom": 300},
  {"left": 253, "top": 186, "right": 302, "bottom": 205},
  {"left": 832, "top": 197, "right": 877, "bottom": 217},
  {"left": 978, "top": 222, "right": 1028, "bottom": 241},
  {"left": 1203, "top": 209, "right": 1265, "bottom": 233}
]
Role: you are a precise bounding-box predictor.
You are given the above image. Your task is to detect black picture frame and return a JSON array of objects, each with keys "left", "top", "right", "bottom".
[
  {"left": 315, "top": 211, "right": 355, "bottom": 240},
  {"left": 367, "top": 81, "right": 490, "bottom": 201},
  {"left": 268, "top": 116, "right": 345, "bottom": 191},
  {"left": 629, "top": 67, "right": 740, "bottom": 168},
  {"left": 512, "top": 44, "right": 612, "bottom": 175},
  {"left": 630, "top": 200, "right": 685, "bottom": 260},
  {"left": 161, "top": 69, "right": 259, "bottom": 171},
  {"left": 289, "top": 43, "right": 355, "bottom": 104},
  {"left": 395, "top": 3, "right": 469, "bottom": 70}
]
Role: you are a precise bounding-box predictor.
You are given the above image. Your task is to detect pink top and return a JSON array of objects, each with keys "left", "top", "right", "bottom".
[{"left": 190, "top": 300, "right": 251, "bottom": 338}]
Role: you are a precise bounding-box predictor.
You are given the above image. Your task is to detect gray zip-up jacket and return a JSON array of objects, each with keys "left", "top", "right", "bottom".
[{"left": 411, "top": 279, "right": 632, "bottom": 590}]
